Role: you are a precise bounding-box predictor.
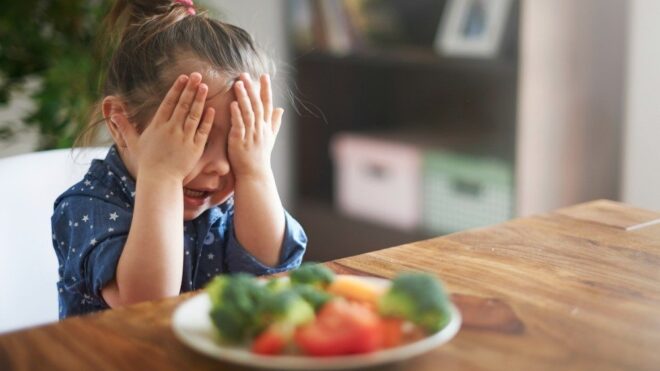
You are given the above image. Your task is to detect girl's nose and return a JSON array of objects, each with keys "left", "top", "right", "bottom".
[{"left": 202, "top": 149, "right": 231, "bottom": 176}]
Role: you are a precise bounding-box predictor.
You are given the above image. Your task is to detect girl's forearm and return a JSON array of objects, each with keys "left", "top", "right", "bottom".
[
  {"left": 233, "top": 170, "right": 285, "bottom": 267},
  {"left": 114, "top": 173, "right": 184, "bottom": 304}
]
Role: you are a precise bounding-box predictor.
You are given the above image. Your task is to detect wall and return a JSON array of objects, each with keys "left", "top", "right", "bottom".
[
  {"left": 623, "top": 0, "right": 660, "bottom": 210},
  {"left": 517, "top": 0, "right": 627, "bottom": 216}
]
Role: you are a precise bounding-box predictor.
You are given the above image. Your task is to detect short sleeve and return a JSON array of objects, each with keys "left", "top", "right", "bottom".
[
  {"left": 52, "top": 196, "right": 131, "bottom": 302},
  {"left": 224, "top": 210, "right": 306, "bottom": 275}
]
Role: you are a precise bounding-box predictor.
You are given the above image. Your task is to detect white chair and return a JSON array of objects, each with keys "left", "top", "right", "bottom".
[{"left": 0, "top": 147, "right": 109, "bottom": 333}]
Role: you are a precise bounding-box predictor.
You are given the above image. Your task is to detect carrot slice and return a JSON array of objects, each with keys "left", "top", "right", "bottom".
[{"left": 326, "top": 276, "right": 387, "bottom": 306}]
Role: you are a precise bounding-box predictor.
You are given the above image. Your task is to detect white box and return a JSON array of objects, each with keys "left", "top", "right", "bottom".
[{"left": 330, "top": 133, "right": 422, "bottom": 230}]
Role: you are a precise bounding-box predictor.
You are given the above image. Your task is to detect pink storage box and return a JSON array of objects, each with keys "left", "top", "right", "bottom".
[{"left": 330, "top": 133, "right": 422, "bottom": 230}]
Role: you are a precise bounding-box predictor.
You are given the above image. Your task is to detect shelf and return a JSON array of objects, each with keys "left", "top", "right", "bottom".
[
  {"left": 293, "top": 47, "right": 518, "bottom": 73},
  {"left": 289, "top": 1, "right": 521, "bottom": 250},
  {"left": 293, "top": 199, "right": 433, "bottom": 263}
]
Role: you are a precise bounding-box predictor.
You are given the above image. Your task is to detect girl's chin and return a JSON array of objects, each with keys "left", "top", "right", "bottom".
[
  {"left": 182, "top": 193, "right": 232, "bottom": 221},
  {"left": 183, "top": 208, "right": 204, "bottom": 221}
]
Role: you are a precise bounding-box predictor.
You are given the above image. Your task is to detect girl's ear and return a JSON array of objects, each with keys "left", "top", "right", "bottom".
[{"left": 102, "top": 96, "right": 131, "bottom": 148}]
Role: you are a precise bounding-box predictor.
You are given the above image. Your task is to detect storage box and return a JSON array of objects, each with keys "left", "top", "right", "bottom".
[
  {"left": 423, "top": 150, "right": 513, "bottom": 234},
  {"left": 330, "top": 133, "right": 422, "bottom": 230}
]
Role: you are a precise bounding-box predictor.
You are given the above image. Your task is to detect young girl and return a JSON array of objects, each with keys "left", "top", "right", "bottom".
[{"left": 51, "top": 0, "right": 306, "bottom": 318}]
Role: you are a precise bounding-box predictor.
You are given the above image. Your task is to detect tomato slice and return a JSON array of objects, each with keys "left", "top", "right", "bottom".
[
  {"left": 294, "top": 299, "right": 383, "bottom": 356},
  {"left": 252, "top": 325, "right": 289, "bottom": 355},
  {"left": 380, "top": 318, "right": 404, "bottom": 348}
]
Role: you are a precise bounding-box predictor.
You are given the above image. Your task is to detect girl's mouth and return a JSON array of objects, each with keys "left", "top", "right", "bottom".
[
  {"left": 184, "top": 187, "right": 209, "bottom": 199},
  {"left": 183, "top": 187, "right": 213, "bottom": 208}
]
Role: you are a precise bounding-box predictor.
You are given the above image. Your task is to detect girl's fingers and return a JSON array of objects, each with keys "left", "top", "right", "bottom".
[
  {"left": 234, "top": 81, "right": 254, "bottom": 135},
  {"left": 272, "top": 108, "right": 284, "bottom": 138},
  {"left": 153, "top": 75, "right": 189, "bottom": 123},
  {"left": 241, "top": 73, "right": 264, "bottom": 124},
  {"left": 111, "top": 113, "right": 139, "bottom": 149},
  {"left": 260, "top": 74, "right": 273, "bottom": 123},
  {"left": 195, "top": 107, "right": 214, "bottom": 145},
  {"left": 171, "top": 72, "right": 202, "bottom": 125},
  {"left": 183, "top": 83, "right": 208, "bottom": 136},
  {"left": 230, "top": 101, "right": 246, "bottom": 142}
]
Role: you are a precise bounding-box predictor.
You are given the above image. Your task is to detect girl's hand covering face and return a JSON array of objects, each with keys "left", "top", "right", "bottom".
[
  {"left": 111, "top": 72, "right": 215, "bottom": 181},
  {"left": 228, "top": 73, "right": 284, "bottom": 180}
]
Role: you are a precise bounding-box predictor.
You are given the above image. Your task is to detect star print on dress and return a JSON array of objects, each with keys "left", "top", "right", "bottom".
[
  {"left": 208, "top": 253, "right": 214, "bottom": 260},
  {"left": 109, "top": 212, "right": 119, "bottom": 221},
  {"left": 90, "top": 238, "right": 97, "bottom": 246},
  {"left": 84, "top": 180, "right": 92, "bottom": 186},
  {"left": 82, "top": 215, "right": 89, "bottom": 222}
]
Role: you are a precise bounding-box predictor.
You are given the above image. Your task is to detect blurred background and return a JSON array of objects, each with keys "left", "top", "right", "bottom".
[{"left": 1, "top": 0, "right": 658, "bottom": 263}]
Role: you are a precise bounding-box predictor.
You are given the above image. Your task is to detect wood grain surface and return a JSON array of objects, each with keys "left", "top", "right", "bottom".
[{"left": 1, "top": 200, "right": 659, "bottom": 371}]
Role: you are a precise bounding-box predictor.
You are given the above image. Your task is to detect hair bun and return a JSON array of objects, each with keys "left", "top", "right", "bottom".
[
  {"left": 125, "top": 0, "right": 177, "bottom": 20},
  {"left": 104, "top": 0, "right": 195, "bottom": 48}
]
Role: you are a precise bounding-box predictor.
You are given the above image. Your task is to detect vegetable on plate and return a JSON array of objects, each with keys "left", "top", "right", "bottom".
[{"left": 204, "top": 263, "right": 452, "bottom": 356}]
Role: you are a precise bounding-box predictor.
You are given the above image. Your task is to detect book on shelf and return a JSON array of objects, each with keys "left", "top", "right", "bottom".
[
  {"left": 289, "top": 0, "right": 366, "bottom": 55},
  {"left": 289, "top": 0, "right": 445, "bottom": 56},
  {"left": 289, "top": 0, "right": 315, "bottom": 51},
  {"left": 318, "top": 1, "right": 354, "bottom": 55}
]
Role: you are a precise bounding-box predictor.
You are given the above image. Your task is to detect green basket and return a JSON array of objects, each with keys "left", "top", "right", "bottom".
[{"left": 423, "top": 150, "right": 513, "bottom": 234}]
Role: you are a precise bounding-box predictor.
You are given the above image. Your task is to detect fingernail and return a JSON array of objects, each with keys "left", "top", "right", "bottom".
[{"left": 179, "top": 75, "right": 188, "bottom": 83}]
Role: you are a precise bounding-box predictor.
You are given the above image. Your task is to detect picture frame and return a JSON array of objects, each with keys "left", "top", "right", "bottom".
[{"left": 435, "top": 0, "right": 513, "bottom": 58}]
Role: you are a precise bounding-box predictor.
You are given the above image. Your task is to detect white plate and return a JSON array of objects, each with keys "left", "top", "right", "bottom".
[{"left": 171, "top": 275, "right": 462, "bottom": 370}]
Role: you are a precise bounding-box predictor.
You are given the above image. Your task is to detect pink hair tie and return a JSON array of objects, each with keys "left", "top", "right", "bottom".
[{"left": 175, "top": 0, "right": 196, "bottom": 15}]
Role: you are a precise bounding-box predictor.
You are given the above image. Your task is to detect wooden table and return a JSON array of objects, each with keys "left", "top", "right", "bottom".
[{"left": 1, "top": 200, "right": 659, "bottom": 370}]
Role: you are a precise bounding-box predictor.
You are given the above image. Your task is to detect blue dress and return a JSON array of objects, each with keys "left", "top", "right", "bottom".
[{"left": 51, "top": 146, "right": 307, "bottom": 318}]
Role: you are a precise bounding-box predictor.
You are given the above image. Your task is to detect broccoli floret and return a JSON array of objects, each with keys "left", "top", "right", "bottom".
[
  {"left": 258, "top": 290, "right": 315, "bottom": 328},
  {"left": 206, "top": 273, "right": 269, "bottom": 343},
  {"left": 292, "top": 284, "right": 333, "bottom": 311},
  {"left": 378, "top": 273, "right": 451, "bottom": 333},
  {"left": 289, "top": 262, "right": 335, "bottom": 288},
  {"left": 265, "top": 277, "right": 291, "bottom": 293},
  {"left": 205, "top": 274, "right": 231, "bottom": 308}
]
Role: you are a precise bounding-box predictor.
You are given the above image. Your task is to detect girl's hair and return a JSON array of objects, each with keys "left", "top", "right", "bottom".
[{"left": 76, "top": 0, "right": 275, "bottom": 146}]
